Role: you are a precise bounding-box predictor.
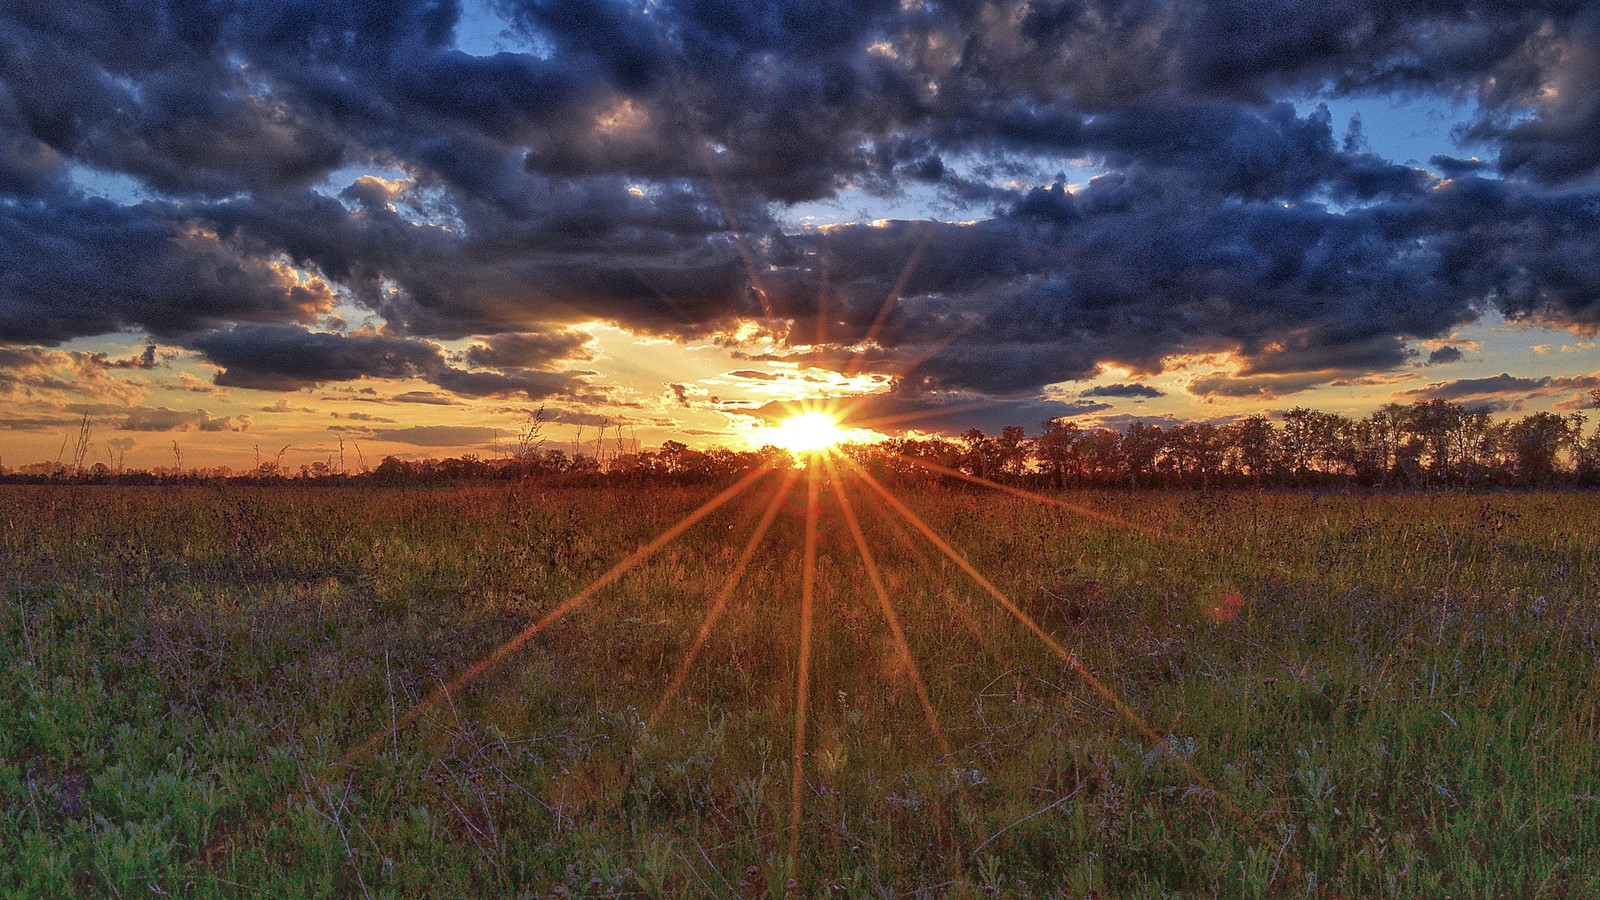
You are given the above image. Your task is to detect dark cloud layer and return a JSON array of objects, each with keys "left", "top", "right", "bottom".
[{"left": 3, "top": 1, "right": 1600, "bottom": 407}]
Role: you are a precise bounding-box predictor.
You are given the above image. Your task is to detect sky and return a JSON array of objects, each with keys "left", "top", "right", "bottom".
[{"left": 2, "top": 0, "right": 1599, "bottom": 470}]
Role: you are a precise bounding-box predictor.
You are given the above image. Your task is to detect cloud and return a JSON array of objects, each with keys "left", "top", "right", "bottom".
[
  {"left": 1092, "top": 413, "right": 1191, "bottom": 432},
  {"left": 738, "top": 384, "right": 1097, "bottom": 436},
  {"left": 3, "top": 0, "right": 1600, "bottom": 416},
  {"left": 187, "top": 324, "right": 598, "bottom": 400},
  {"left": 118, "top": 407, "right": 247, "bottom": 432},
  {"left": 0, "top": 344, "right": 147, "bottom": 402},
  {"left": 191, "top": 326, "right": 446, "bottom": 391},
  {"left": 372, "top": 425, "right": 502, "bottom": 447},
  {"left": 1082, "top": 383, "right": 1165, "bottom": 399},
  {"left": 393, "top": 390, "right": 458, "bottom": 405},
  {"left": 103, "top": 345, "right": 157, "bottom": 369},
  {"left": 1426, "top": 345, "right": 1464, "bottom": 365},
  {"left": 463, "top": 329, "right": 594, "bottom": 369},
  {"left": 429, "top": 366, "right": 597, "bottom": 400},
  {"left": 1187, "top": 370, "right": 1341, "bottom": 400},
  {"left": 0, "top": 196, "right": 337, "bottom": 344},
  {"left": 1401, "top": 371, "right": 1600, "bottom": 402},
  {"left": 518, "top": 406, "right": 621, "bottom": 427}
]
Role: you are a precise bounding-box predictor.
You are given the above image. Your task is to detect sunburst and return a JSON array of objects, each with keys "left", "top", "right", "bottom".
[
  {"left": 766, "top": 410, "right": 850, "bottom": 457},
  {"left": 205, "top": 138, "right": 1313, "bottom": 893}
]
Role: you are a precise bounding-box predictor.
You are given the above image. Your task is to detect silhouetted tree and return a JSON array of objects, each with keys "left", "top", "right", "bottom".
[
  {"left": 1036, "top": 419, "right": 1083, "bottom": 488},
  {"left": 1078, "top": 428, "right": 1123, "bottom": 483},
  {"left": 1227, "top": 415, "right": 1277, "bottom": 484},
  {"left": 1508, "top": 411, "right": 1584, "bottom": 484},
  {"left": 1119, "top": 421, "right": 1163, "bottom": 486}
]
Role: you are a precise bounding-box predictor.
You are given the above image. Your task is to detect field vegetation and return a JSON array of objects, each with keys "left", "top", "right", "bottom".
[{"left": 2, "top": 474, "right": 1598, "bottom": 896}]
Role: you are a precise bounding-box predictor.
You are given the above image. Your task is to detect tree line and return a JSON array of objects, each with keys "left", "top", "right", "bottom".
[
  {"left": 867, "top": 397, "right": 1599, "bottom": 489},
  {"left": 4, "top": 395, "right": 1598, "bottom": 489}
]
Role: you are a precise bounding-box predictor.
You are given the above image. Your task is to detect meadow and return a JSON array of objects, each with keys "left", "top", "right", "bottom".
[{"left": 2, "top": 476, "right": 1598, "bottom": 897}]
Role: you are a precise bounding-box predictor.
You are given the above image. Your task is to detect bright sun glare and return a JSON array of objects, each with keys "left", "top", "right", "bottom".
[{"left": 769, "top": 412, "right": 849, "bottom": 456}]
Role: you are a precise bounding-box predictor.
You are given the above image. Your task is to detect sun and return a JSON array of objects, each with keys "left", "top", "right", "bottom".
[{"left": 768, "top": 411, "right": 850, "bottom": 457}]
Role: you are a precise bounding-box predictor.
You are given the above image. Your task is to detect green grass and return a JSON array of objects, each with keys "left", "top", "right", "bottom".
[{"left": 2, "top": 480, "right": 1598, "bottom": 897}]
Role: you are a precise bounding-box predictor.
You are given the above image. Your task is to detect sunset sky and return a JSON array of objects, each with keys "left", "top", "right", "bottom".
[{"left": 2, "top": 0, "right": 1599, "bottom": 470}]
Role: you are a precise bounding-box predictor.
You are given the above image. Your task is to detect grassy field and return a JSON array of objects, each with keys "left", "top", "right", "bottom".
[{"left": 2, "top": 476, "right": 1598, "bottom": 897}]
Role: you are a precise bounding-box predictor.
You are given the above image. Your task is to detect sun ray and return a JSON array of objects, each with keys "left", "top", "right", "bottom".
[
  {"left": 788, "top": 458, "right": 823, "bottom": 875},
  {"left": 815, "top": 252, "right": 830, "bottom": 349},
  {"left": 845, "top": 222, "right": 932, "bottom": 378},
  {"left": 840, "top": 458, "right": 1320, "bottom": 887},
  {"left": 866, "top": 489, "right": 1010, "bottom": 669},
  {"left": 646, "top": 469, "right": 801, "bottom": 733},
  {"left": 348, "top": 464, "right": 774, "bottom": 762},
  {"left": 850, "top": 398, "right": 1007, "bottom": 432},
  {"left": 885, "top": 452, "right": 1186, "bottom": 544},
  {"left": 623, "top": 260, "right": 703, "bottom": 328},
  {"left": 648, "top": 20, "right": 775, "bottom": 322},
  {"left": 835, "top": 308, "right": 995, "bottom": 423},
  {"left": 822, "top": 454, "right": 952, "bottom": 759},
  {"left": 204, "top": 464, "right": 773, "bottom": 865},
  {"left": 842, "top": 458, "right": 1165, "bottom": 743}
]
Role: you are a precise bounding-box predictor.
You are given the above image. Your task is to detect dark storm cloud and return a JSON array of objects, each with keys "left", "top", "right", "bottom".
[
  {"left": 1188, "top": 370, "right": 1340, "bottom": 400},
  {"left": 856, "top": 393, "right": 1110, "bottom": 435},
  {"left": 1427, "top": 345, "right": 1465, "bottom": 365},
  {"left": 3, "top": 0, "right": 1600, "bottom": 413}
]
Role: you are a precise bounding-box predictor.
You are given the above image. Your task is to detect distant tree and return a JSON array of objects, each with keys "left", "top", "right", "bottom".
[
  {"left": 1279, "top": 407, "right": 1343, "bottom": 480},
  {"left": 1120, "top": 421, "right": 1163, "bottom": 486},
  {"left": 1036, "top": 419, "right": 1083, "bottom": 489},
  {"left": 1077, "top": 428, "right": 1123, "bottom": 483},
  {"left": 1404, "top": 398, "right": 1467, "bottom": 483},
  {"left": 657, "top": 440, "right": 690, "bottom": 474},
  {"left": 1508, "top": 411, "right": 1583, "bottom": 483},
  {"left": 373, "top": 456, "right": 415, "bottom": 483},
  {"left": 995, "top": 425, "right": 1030, "bottom": 480},
  {"left": 1364, "top": 403, "right": 1410, "bottom": 486},
  {"left": 1227, "top": 415, "right": 1277, "bottom": 484},
  {"left": 1580, "top": 392, "right": 1600, "bottom": 485},
  {"left": 1164, "top": 422, "right": 1225, "bottom": 487},
  {"left": 1453, "top": 407, "right": 1498, "bottom": 483},
  {"left": 959, "top": 428, "right": 995, "bottom": 479}
]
